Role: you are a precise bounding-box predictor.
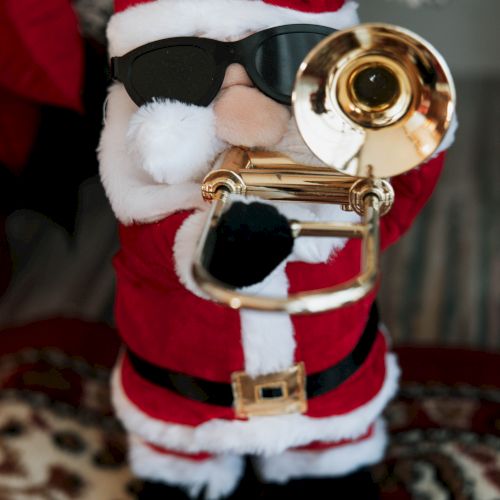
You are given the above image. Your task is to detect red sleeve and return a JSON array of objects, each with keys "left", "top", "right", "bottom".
[
  {"left": 380, "top": 152, "right": 446, "bottom": 250},
  {"left": 116, "top": 210, "right": 194, "bottom": 288}
]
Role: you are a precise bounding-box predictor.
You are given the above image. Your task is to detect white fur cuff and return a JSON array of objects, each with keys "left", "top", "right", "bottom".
[
  {"left": 129, "top": 435, "right": 244, "bottom": 499},
  {"left": 255, "top": 418, "right": 387, "bottom": 483}
]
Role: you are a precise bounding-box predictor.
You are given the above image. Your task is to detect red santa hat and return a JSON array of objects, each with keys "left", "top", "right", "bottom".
[
  {"left": 108, "top": 0, "right": 359, "bottom": 57},
  {"left": 115, "top": 0, "right": 347, "bottom": 12}
]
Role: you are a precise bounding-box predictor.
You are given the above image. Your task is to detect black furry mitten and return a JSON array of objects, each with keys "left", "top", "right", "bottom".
[{"left": 203, "top": 201, "right": 294, "bottom": 288}]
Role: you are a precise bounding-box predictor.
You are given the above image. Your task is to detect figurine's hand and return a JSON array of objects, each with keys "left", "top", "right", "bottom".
[{"left": 203, "top": 202, "right": 294, "bottom": 288}]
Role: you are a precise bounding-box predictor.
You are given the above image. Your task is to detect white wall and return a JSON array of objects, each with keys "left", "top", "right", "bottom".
[{"left": 358, "top": 0, "right": 500, "bottom": 78}]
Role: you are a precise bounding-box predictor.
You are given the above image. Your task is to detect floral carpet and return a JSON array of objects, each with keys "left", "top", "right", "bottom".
[{"left": 0, "top": 319, "right": 499, "bottom": 499}]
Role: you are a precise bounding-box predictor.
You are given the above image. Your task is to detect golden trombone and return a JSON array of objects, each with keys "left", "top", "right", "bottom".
[{"left": 192, "top": 23, "right": 456, "bottom": 314}]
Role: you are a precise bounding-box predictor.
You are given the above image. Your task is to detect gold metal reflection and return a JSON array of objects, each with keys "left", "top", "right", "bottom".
[
  {"left": 232, "top": 363, "right": 307, "bottom": 418},
  {"left": 192, "top": 24, "right": 456, "bottom": 315}
]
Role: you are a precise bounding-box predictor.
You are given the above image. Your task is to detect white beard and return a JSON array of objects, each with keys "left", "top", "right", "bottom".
[
  {"left": 99, "top": 84, "right": 359, "bottom": 227},
  {"left": 125, "top": 92, "right": 332, "bottom": 186},
  {"left": 126, "top": 99, "right": 226, "bottom": 185},
  {"left": 273, "top": 118, "right": 328, "bottom": 169}
]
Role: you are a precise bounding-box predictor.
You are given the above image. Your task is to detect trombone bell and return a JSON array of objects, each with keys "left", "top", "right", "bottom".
[
  {"left": 294, "top": 23, "right": 455, "bottom": 177},
  {"left": 192, "top": 23, "right": 456, "bottom": 314}
]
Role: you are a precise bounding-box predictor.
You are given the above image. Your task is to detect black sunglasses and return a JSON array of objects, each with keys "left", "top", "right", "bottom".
[{"left": 111, "top": 24, "right": 336, "bottom": 107}]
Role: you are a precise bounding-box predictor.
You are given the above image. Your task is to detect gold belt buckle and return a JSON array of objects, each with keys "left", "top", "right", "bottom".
[{"left": 231, "top": 362, "right": 307, "bottom": 418}]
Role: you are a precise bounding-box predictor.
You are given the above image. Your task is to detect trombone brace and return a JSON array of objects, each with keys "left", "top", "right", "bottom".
[{"left": 192, "top": 148, "right": 394, "bottom": 315}]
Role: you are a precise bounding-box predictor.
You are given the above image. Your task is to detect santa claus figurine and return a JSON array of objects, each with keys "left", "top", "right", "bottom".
[{"left": 99, "top": 0, "right": 455, "bottom": 498}]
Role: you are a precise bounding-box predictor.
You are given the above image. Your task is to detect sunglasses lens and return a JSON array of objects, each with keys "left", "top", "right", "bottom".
[
  {"left": 131, "top": 46, "right": 216, "bottom": 105},
  {"left": 255, "top": 32, "right": 328, "bottom": 100}
]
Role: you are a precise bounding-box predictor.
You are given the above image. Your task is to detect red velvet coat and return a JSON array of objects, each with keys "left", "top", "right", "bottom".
[{"left": 113, "top": 153, "right": 444, "bottom": 441}]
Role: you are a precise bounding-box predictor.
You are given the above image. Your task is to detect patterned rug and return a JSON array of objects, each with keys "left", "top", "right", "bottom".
[{"left": 0, "top": 320, "right": 499, "bottom": 500}]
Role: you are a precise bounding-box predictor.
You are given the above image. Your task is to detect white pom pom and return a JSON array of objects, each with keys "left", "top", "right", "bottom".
[{"left": 126, "top": 99, "right": 225, "bottom": 184}]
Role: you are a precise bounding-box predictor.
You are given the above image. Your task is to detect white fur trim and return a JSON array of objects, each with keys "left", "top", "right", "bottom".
[
  {"left": 98, "top": 85, "right": 206, "bottom": 224},
  {"left": 108, "top": 1, "right": 360, "bottom": 56},
  {"left": 240, "top": 264, "right": 296, "bottom": 377},
  {"left": 111, "top": 352, "right": 399, "bottom": 455},
  {"left": 129, "top": 434, "right": 244, "bottom": 499},
  {"left": 256, "top": 418, "right": 387, "bottom": 482},
  {"left": 173, "top": 208, "right": 211, "bottom": 299},
  {"left": 126, "top": 100, "right": 225, "bottom": 185}
]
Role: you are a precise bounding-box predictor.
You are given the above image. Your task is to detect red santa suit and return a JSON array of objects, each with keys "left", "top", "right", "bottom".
[{"left": 99, "top": 0, "right": 456, "bottom": 498}]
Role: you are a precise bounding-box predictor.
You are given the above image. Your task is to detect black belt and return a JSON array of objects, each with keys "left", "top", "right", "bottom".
[{"left": 126, "top": 303, "right": 379, "bottom": 407}]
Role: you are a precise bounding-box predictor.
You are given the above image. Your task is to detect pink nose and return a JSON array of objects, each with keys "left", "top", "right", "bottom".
[
  {"left": 221, "top": 64, "right": 253, "bottom": 89},
  {"left": 214, "top": 64, "right": 290, "bottom": 148}
]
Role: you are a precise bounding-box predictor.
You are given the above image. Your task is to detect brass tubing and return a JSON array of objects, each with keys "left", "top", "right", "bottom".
[
  {"left": 191, "top": 194, "right": 380, "bottom": 315},
  {"left": 201, "top": 148, "right": 361, "bottom": 207},
  {"left": 238, "top": 169, "right": 355, "bottom": 205},
  {"left": 290, "top": 221, "right": 367, "bottom": 239},
  {"left": 202, "top": 168, "right": 356, "bottom": 206}
]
